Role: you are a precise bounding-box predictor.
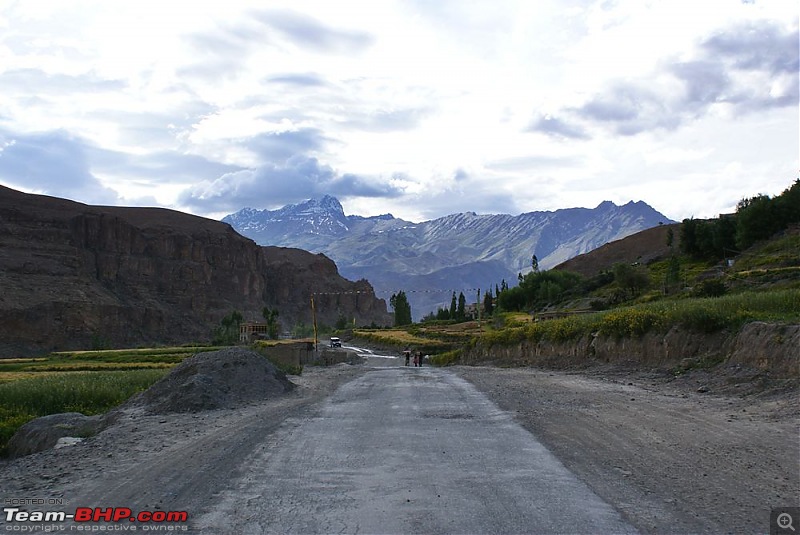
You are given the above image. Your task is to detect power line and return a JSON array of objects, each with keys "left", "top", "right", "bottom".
[{"left": 312, "top": 288, "right": 484, "bottom": 296}]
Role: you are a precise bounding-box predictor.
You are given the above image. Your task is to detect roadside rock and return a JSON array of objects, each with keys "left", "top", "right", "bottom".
[
  {"left": 5, "top": 412, "right": 103, "bottom": 459},
  {"left": 128, "top": 348, "right": 296, "bottom": 414}
]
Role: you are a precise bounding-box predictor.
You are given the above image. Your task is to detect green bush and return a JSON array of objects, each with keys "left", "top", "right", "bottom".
[
  {"left": 599, "top": 308, "right": 663, "bottom": 338},
  {"left": 429, "top": 350, "right": 461, "bottom": 366},
  {"left": 694, "top": 279, "right": 727, "bottom": 298}
]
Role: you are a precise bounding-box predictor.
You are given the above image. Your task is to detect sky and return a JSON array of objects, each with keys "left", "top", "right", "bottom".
[{"left": 0, "top": 0, "right": 797, "bottom": 223}]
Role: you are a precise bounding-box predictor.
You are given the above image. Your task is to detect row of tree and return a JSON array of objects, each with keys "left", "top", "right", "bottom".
[
  {"left": 397, "top": 286, "right": 509, "bottom": 325},
  {"left": 681, "top": 179, "right": 799, "bottom": 260}
]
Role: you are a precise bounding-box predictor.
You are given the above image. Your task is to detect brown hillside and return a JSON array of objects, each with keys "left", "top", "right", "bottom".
[
  {"left": 554, "top": 223, "right": 680, "bottom": 277},
  {"left": 0, "top": 186, "right": 391, "bottom": 357}
]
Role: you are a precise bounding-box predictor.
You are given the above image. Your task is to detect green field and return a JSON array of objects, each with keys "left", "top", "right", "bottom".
[{"left": 0, "top": 346, "right": 219, "bottom": 455}]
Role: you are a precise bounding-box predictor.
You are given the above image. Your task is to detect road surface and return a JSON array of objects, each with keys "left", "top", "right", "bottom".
[
  {"left": 197, "top": 354, "right": 636, "bottom": 534},
  {"left": 3, "top": 346, "right": 794, "bottom": 534}
]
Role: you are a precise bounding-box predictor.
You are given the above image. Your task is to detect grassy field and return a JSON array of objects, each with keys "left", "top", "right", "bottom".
[
  {"left": 353, "top": 326, "right": 475, "bottom": 353},
  {"left": 0, "top": 346, "right": 219, "bottom": 455}
]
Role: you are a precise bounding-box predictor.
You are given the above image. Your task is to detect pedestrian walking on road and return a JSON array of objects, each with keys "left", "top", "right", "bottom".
[{"left": 403, "top": 347, "right": 411, "bottom": 366}]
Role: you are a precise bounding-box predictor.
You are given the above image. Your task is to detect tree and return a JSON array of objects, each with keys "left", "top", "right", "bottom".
[
  {"left": 613, "top": 263, "right": 650, "bottom": 298},
  {"left": 664, "top": 255, "right": 681, "bottom": 294},
  {"left": 483, "top": 289, "right": 494, "bottom": 315},
  {"left": 680, "top": 217, "right": 735, "bottom": 260},
  {"left": 390, "top": 291, "right": 413, "bottom": 326},
  {"left": 292, "top": 322, "right": 314, "bottom": 338},
  {"left": 262, "top": 307, "right": 280, "bottom": 339},
  {"left": 775, "top": 179, "right": 800, "bottom": 226},
  {"left": 335, "top": 314, "right": 349, "bottom": 330},
  {"left": 495, "top": 270, "right": 583, "bottom": 312},
  {"left": 212, "top": 310, "right": 243, "bottom": 345},
  {"left": 531, "top": 254, "right": 539, "bottom": 273},
  {"left": 456, "top": 292, "right": 466, "bottom": 321},
  {"left": 736, "top": 194, "right": 780, "bottom": 250},
  {"left": 449, "top": 292, "right": 457, "bottom": 320}
]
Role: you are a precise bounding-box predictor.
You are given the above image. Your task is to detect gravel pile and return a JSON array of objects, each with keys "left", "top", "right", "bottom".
[{"left": 130, "top": 347, "right": 296, "bottom": 414}]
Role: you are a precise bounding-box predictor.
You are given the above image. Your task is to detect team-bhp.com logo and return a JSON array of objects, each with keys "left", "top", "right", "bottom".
[{"left": 4, "top": 507, "right": 188, "bottom": 530}]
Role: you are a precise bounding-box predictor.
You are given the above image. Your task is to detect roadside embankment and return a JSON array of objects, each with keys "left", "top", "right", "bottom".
[{"left": 461, "top": 321, "right": 800, "bottom": 378}]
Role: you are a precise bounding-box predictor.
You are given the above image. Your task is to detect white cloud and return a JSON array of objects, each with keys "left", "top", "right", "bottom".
[{"left": 0, "top": 0, "right": 795, "bottom": 224}]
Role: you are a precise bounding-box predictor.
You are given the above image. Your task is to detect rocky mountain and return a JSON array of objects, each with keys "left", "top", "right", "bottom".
[
  {"left": 223, "top": 196, "right": 674, "bottom": 318},
  {"left": 0, "top": 186, "right": 391, "bottom": 357}
]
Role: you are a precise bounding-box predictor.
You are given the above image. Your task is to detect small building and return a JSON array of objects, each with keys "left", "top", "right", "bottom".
[{"left": 239, "top": 322, "right": 271, "bottom": 343}]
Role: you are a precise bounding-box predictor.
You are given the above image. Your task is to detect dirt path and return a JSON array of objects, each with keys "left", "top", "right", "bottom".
[{"left": 454, "top": 365, "right": 800, "bottom": 534}]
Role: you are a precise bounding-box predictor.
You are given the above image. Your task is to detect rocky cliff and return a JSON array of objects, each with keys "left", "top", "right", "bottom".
[{"left": 0, "top": 186, "right": 391, "bottom": 357}]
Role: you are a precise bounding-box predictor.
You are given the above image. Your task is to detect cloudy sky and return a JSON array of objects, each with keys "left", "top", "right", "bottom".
[{"left": 0, "top": 0, "right": 797, "bottom": 223}]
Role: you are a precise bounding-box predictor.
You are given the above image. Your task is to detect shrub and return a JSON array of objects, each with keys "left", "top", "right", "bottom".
[
  {"left": 429, "top": 350, "right": 462, "bottom": 366},
  {"left": 599, "top": 308, "right": 663, "bottom": 338},
  {"left": 694, "top": 279, "right": 727, "bottom": 298},
  {"left": 678, "top": 305, "right": 733, "bottom": 333}
]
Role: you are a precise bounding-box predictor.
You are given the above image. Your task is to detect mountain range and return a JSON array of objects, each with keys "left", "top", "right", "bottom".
[{"left": 223, "top": 196, "right": 674, "bottom": 319}]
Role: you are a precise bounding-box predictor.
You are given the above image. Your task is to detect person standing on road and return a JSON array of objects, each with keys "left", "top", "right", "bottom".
[{"left": 404, "top": 347, "right": 411, "bottom": 366}]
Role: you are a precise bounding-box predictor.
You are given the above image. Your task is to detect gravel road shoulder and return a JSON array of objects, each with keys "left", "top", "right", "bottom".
[
  {"left": 0, "top": 364, "right": 368, "bottom": 527},
  {"left": 453, "top": 364, "right": 799, "bottom": 534}
]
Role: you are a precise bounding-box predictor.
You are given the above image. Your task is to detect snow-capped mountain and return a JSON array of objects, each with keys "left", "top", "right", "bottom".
[
  {"left": 223, "top": 195, "right": 352, "bottom": 244},
  {"left": 223, "top": 197, "right": 673, "bottom": 319}
]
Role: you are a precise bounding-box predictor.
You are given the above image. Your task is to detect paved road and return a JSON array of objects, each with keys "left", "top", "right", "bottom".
[{"left": 198, "top": 356, "right": 637, "bottom": 534}]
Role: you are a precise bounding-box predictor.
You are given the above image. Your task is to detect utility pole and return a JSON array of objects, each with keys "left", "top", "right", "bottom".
[
  {"left": 310, "top": 294, "right": 318, "bottom": 352},
  {"left": 477, "top": 288, "right": 481, "bottom": 334}
]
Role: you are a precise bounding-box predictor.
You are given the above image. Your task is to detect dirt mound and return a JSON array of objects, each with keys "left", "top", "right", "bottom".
[{"left": 131, "top": 348, "right": 296, "bottom": 414}]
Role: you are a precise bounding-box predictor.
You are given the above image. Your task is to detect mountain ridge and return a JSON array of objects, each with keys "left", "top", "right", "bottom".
[{"left": 224, "top": 197, "right": 674, "bottom": 318}]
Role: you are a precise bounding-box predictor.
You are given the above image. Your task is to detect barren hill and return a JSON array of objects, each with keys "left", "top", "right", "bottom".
[
  {"left": 553, "top": 223, "right": 680, "bottom": 277},
  {"left": 0, "top": 186, "right": 391, "bottom": 357}
]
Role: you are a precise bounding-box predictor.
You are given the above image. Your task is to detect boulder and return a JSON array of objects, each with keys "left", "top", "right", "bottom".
[{"left": 6, "top": 412, "right": 103, "bottom": 458}]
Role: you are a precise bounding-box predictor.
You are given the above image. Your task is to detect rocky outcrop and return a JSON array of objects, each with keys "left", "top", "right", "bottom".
[
  {"left": 5, "top": 412, "right": 103, "bottom": 458},
  {"left": 0, "top": 186, "right": 392, "bottom": 356},
  {"left": 461, "top": 322, "right": 800, "bottom": 377}
]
